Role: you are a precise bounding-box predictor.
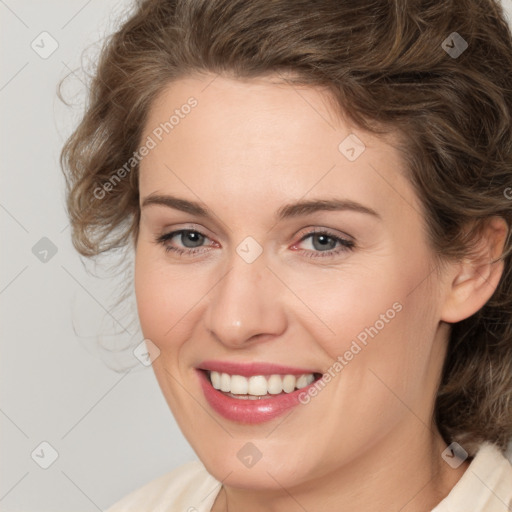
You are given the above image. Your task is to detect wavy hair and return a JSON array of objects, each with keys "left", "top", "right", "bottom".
[{"left": 60, "top": 0, "right": 512, "bottom": 455}]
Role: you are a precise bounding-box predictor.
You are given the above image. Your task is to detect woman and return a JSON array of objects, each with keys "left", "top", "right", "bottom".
[{"left": 60, "top": 0, "right": 512, "bottom": 510}]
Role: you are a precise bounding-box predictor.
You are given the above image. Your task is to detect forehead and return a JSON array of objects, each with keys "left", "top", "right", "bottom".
[{"left": 138, "top": 73, "right": 421, "bottom": 224}]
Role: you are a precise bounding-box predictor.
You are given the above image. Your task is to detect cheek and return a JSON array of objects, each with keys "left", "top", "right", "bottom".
[
  {"left": 134, "top": 245, "right": 181, "bottom": 342},
  {"left": 280, "top": 262, "right": 408, "bottom": 348},
  {"left": 134, "top": 256, "right": 164, "bottom": 339},
  {"left": 135, "top": 229, "right": 438, "bottom": 366},
  {"left": 284, "top": 250, "right": 439, "bottom": 381},
  {"left": 134, "top": 244, "right": 213, "bottom": 346},
  {"left": 287, "top": 266, "right": 440, "bottom": 445}
]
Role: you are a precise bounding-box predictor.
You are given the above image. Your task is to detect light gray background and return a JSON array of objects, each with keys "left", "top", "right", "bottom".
[{"left": 2, "top": 1, "right": 512, "bottom": 511}]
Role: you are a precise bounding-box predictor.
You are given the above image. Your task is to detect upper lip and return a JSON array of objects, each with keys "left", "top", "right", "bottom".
[{"left": 197, "top": 360, "right": 319, "bottom": 377}]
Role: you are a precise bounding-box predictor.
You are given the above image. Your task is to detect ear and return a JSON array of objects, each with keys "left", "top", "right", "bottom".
[{"left": 440, "top": 216, "right": 509, "bottom": 323}]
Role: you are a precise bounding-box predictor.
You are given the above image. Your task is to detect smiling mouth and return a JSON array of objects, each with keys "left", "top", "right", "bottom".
[{"left": 205, "top": 370, "right": 323, "bottom": 399}]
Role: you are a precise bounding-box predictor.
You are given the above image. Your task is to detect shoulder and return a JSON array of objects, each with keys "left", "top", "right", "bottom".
[
  {"left": 432, "top": 442, "right": 512, "bottom": 512},
  {"left": 105, "top": 460, "right": 221, "bottom": 512}
]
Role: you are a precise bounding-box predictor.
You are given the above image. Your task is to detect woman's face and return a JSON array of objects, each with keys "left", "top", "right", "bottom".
[{"left": 135, "top": 73, "right": 453, "bottom": 490}]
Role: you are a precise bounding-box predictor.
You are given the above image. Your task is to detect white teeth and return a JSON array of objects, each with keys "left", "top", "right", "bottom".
[
  {"left": 230, "top": 374, "right": 249, "bottom": 394},
  {"left": 248, "top": 376, "right": 268, "bottom": 395},
  {"left": 282, "top": 374, "right": 296, "bottom": 393},
  {"left": 208, "top": 371, "right": 316, "bottom": 396},
  {"left": 267, "top": 375, "right": 283, "bottom": 394},
  {"left": 220, "top": 372, "right": 230, "bottom": 392},
  {"left": 210, "top": 371, "right": 221, "bottom": 390},
  {"left": 296, "top": 374, "right": 315, "bottom": 389}
]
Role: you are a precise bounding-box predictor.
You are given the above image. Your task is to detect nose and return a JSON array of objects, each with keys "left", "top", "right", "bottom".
[{"left": 203, "top": 252, "right": 287, "bottom": 348}]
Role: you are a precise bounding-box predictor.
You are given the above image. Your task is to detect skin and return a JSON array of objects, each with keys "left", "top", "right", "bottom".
[{"left": 134, "top": 73, "right": 508, "bottom": 511}]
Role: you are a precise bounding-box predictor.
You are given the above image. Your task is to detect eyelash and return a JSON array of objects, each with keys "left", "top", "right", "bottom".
[{"left": 155, "top": 228, "right": 355, "bottom": 259}]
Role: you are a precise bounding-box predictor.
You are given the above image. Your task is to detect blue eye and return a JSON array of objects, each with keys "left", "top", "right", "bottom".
[
  {"left": 293, "top": 230, "right": 355, "bottom": 259},
  {"left": 156, "top": 230, "right": 211, "bottom": 256},
  {"left": 155, "top": 228, "right": 355, "bottom": 259}
]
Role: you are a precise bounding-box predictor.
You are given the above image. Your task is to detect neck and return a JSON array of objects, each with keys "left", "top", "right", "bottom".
[{"left": 212, "top": 426, "right": 469, "bottom": 512}]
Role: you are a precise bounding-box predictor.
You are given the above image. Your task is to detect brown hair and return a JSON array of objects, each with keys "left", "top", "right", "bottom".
[{"left": 60, "top": 0, "right": 512, "bottom": 455}]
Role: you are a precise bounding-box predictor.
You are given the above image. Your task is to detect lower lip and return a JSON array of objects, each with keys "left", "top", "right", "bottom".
[{"left": 197, "top": 370, "right": 318, "bottom": 424}]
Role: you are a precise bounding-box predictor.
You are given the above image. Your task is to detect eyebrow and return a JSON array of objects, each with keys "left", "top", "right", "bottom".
[{"left": 141, "top": 194, "right": 381, "bottom": 221}]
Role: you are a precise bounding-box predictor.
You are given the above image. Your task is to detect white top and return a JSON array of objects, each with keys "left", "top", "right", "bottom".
[{"left": 105, "top": 442, "right": 512, "bottom": 512}]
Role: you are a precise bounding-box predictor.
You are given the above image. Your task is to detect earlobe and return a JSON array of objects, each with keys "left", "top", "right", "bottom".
[{"left": 440, "top": 216, "right": 509, "bottom": 324}]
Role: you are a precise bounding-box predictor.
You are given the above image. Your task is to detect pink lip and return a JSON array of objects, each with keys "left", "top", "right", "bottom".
[
  {"left": 198, "top": 360, "right": 317, "bottom": 377},
  {"left": 196, "top": 362, "right": 321, "bottom": 424}
]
